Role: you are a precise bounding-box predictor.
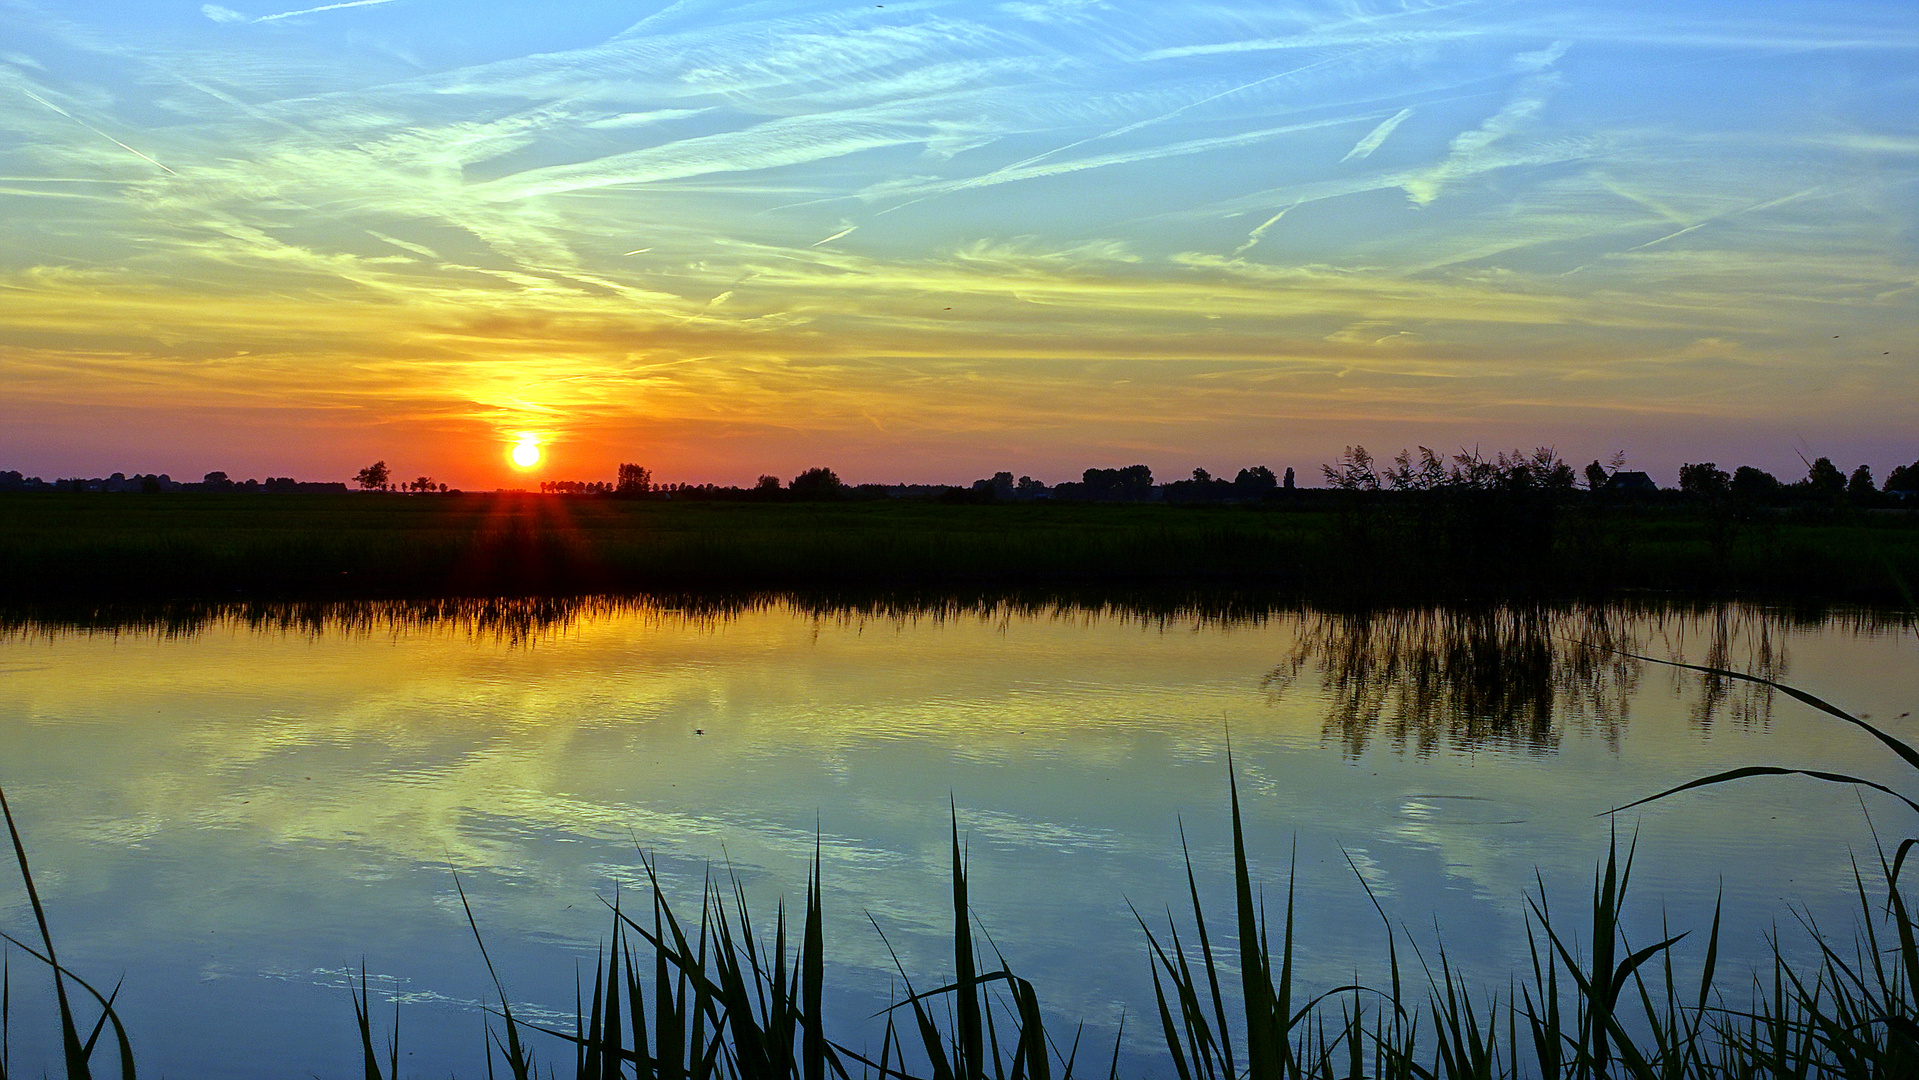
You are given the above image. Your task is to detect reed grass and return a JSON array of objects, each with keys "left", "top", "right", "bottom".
[
  {"left": 0, "top": 787, "right": 134, "bottom": 1080},
  {"left": 3, "top": 662, "right": 1917, "bottom": 1078},
  {"left": 437, "top": 813, "right": 1116, "bottom": 1080}
]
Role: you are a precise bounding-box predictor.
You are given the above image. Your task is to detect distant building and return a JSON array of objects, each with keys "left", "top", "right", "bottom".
[{"left": 1604, "top": 471, "right": 1658, "bottom": 494}]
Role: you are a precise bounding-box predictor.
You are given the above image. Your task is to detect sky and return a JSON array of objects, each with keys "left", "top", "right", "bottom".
[{"left": 1, "top": 0, "right": 1914, "bottom": 490}]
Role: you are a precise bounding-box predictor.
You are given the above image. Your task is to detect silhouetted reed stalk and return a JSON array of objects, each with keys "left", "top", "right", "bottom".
[
  {"left": 0, "top": 787, "right": 134, "bottom": 1080},
  {"left": 4, "top": 660, "right": 1918, "bottom": 1077},
  {"left": 431, "top": 811, "right": 1111, "bottom": 1080}
]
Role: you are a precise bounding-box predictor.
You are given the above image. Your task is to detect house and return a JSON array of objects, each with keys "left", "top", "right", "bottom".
[{"left": 1604, "top": 471, "right": 1659, "bottom": 494}]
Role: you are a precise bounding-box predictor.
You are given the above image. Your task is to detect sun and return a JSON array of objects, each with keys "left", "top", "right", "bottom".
[{"left": 509, "top": 437, "right": 541, "bottom": 469}]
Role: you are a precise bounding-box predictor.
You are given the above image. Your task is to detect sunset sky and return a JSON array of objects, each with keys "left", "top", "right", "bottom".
[{"left": 2, "top": 0, "right": 1913, "bottom": 489}]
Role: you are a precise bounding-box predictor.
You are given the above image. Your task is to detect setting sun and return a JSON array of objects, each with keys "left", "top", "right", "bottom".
[{"left": 509, "top": 438, "right": 541, "bottom": 469}]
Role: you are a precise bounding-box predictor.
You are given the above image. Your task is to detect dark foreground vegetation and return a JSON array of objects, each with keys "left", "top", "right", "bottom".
[
  {"left": 4, "top": 662, "right": 1918, "bottom": 1079},
  {"left": 1, "top": 485, "right": 1916, "bottom": 606}
]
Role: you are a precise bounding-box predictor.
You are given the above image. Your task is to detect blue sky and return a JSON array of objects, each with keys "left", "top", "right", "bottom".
[{"left": 1, "top": 0, "right": 1913, "bottom": 487}]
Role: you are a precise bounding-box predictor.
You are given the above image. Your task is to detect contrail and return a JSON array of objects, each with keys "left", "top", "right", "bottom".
[
  {"left": 877, "top": 0, "right": 1508, "bottom": 217},
  {"left": 812, "top": 225, "right": 857, "bottom": 246},
  {"left": 885, "top": 50, "right": 1363, "bottom": 214},
  {"left": 19, "top": 90, "right": 177, "bottom": 175},
  {"left": 1233, "top": 201, "right": 1298, "bottom": 255},
  {"left": 1341, "top": 108, "right": 1413, "bottom": 162},
  {"left": 256, "top": 0, "right": 403, "bottom": 23},
  {"left": 1630, "top": 187, "right": 1823, "bottom": 250}
]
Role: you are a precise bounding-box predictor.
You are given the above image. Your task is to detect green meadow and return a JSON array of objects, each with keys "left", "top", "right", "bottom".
[{"left": 0, "top": 492, "right": 1915, "bottom": 605}]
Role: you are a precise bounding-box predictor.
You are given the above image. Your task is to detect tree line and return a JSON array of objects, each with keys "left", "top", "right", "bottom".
[
  {"left": 14, "top": 447, "right": 1910, "bottom": 505},
  {"left": 351, "top": 461, "right": 447, "bottom": 493},
  {"left": 527, "top": 463, "right": 1303, "bottom": 504},
  {"left": 1675, "top": 457, "right": 1917, "bottom": 506},
  {"left": 0, "top": 469, "right": 348, "bottom": 494},
  {"left": 1319, "top": 445, "right": 1918, "bottom": 506},
  {"left": 525, "top": 450, "right": 1915, "bottom": 507}
]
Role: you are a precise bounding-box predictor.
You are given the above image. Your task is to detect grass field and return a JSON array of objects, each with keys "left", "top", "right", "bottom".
[{"left": 1, "top": 492, "right": 1914, "bottom": 606}]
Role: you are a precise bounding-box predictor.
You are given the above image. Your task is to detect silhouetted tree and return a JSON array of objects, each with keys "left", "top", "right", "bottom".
[
  {"left": 1678, "top": 462, "right": 1730, "bottom": 496},
  {"left": 1584, "top": 460, "right": 1608, "bottom": 491},
  {"left": 1283, "top": 467, "right": 1295, "bottom": 490},
  {"left": 789, "top": 467, "right": 844, "bottom": 498},
  {"left": 617, "top": 463, "right": 651, "bottom": 494},
  {"left": 970, "top": 471, "right": 1015, "bottom": 499},
  {"left": 1887, "top": 461, "right": 1919, "bottom": 497},
  {"left": 1847, "top": 464, "right": 1876, "bottom": 503},
  {"left": 1235, "top": 466, "right": 1277, "bottom": 494},
  {"left": 755, "top": 475, "right": 781, "bottom": 491},
  {"left": 1317, "top": 445, "right": 1579, "bottom": 591},
  {"left": 1164, "top": 468, "right": 1232, "bottom": 504},
  {"left": 1730, "top": 466, "right": 1779, "bottom": 501},
  {"left": 1804, "top": 456, "right": 1846, "bottom": 495},
  {"left": 1080, "top": 464, "right": 1154, "bottom": 501},
  {"left": 354, "top": 461, "right": 389, "bottom": 491}
]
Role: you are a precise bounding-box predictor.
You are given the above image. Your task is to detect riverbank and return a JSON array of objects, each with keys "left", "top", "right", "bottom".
[{"left": 1, "top": 492, "right": 1914, "bottom": 606}]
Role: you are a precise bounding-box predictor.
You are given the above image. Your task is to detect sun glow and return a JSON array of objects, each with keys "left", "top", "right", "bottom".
[{"left": 509, "top": 437, "right": 541, "bottom": 469}]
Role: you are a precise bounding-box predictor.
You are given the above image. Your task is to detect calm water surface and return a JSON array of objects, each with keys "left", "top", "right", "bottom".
[{"left": 0, "top": 598, "right": 1914, "bottom": 1078}]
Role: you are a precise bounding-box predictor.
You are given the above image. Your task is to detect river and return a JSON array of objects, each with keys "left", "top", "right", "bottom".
[{"left": 0, "top": 597, "right": 1913, "bottom": 1077}]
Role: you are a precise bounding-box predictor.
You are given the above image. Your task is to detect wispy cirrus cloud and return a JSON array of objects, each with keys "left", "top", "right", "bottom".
[{"left": 1, "top": 0, "right": 1913, "bottom": 484}]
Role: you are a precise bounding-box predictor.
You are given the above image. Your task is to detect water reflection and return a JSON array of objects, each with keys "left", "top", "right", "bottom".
[
  {"left": 1259, "top": 603, "right": 1889, "bottom": 756},
  {"left": 0, "top": 588, "right": 1339, "bottom": 651},
  {"left": 1, "top": 593, "right": 1906, "bottom": 753},
  {"left": 1, "top": 592, "right": 1912, "bottom": 1080}
]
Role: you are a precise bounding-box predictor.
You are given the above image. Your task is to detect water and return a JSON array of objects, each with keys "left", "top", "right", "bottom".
[{"left": 0, "top": 598, "right": 1914, "bottom": 1077}]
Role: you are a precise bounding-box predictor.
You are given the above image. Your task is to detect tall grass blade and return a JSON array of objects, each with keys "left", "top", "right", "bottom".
[
  {"left": 0, "top": 786, "right": 91, "bottom": 1080},
  {"left": 1179, "top": 821, "right": 1234, "bottom": 1079},
  {"left": 952, "top": 803, "right": 984, "bottom": 1080},
  {"left": 873, "top": 918, "right": 955, "bottom": 1080},
  {"left": 654, "top": 894, "right": 684, "bottom": 1080},
  {"left": 350, "top": 962, "right": 386, "bottom": 1080},
  {"left": 1608, "top": 766, "right": 1919, "bottom": 818},
  {"left": 1145, "top": 961, "right": 1195, "bottom": 1080},
  {"left": 1621, "top": 651, "right": 1919, "bottom": 774},
  {"left": 1226, "top": 757, "right": 1282, "bottom": 1080},
  {"left": 805, "top": 839, "right": 826, "bottom": 1080},
  {"left": 453, "top": 869, "right": 534, "bottom": 1080},
  {"left": 0, "top": 934, "right": 135, "bottom": 1080}
]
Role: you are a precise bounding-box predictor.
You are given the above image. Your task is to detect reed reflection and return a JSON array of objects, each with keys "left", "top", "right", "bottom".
[
  {"left": 1260, "top": 604, "right": 1813, "bottom": 757},
  {"left": 0, "top": 593, "right": 1893, "bottom": 758},
  {"left": 0, "top": 588, "right": 1318, "bottom": 645}
]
